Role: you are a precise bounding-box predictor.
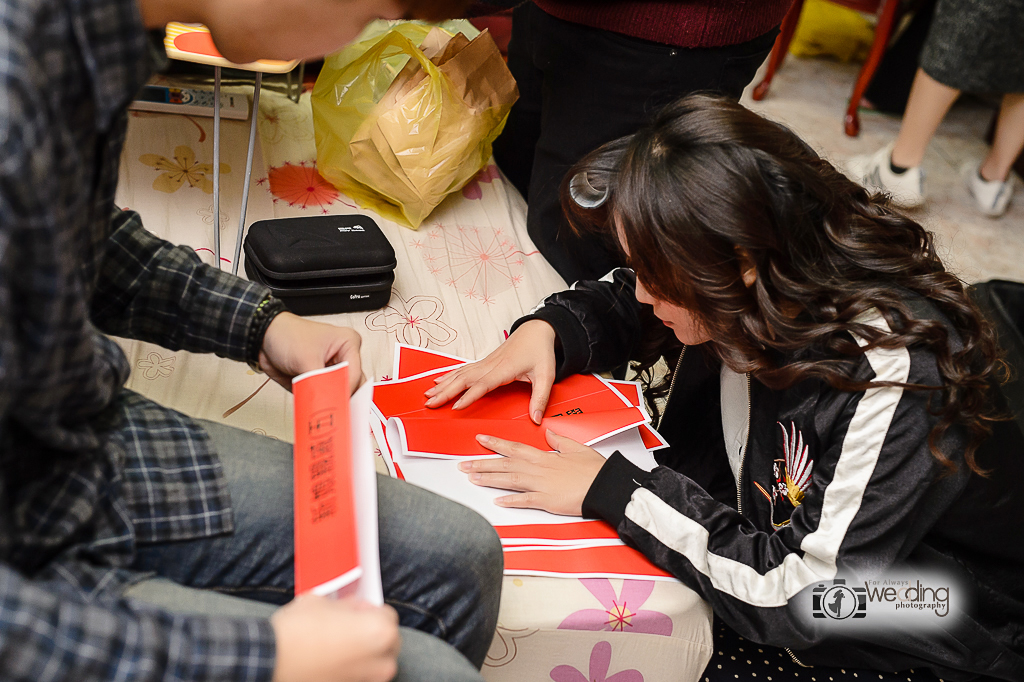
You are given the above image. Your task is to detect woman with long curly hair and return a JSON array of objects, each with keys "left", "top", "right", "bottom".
[{"left": 426, "top": 95, "right": 1024, "bottom": 681}]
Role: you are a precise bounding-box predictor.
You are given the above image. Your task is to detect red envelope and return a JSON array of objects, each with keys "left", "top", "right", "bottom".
[
  {"left": 393, "top": 343, "right": 466, "bottom": 379},
  {"left": 391, "top": 406, "right": 648, "bottom": 458},
  {"left": 375, "top": 371, "right": 630, "bottom": 420},
  {"left": 496, "top": 520, "right": 620, "bottom": 544},
  {"left": 502, "top": 544, "right": 674, "bottom": 580},
  {"left": 607, "top": 380, "right": 670, "bottom": 451},
  {"left": 378, "top": 347, "right": 677, "bottom": 582},
  {"left": 377, "top": 347, "right": 652, "bottom": 458}
]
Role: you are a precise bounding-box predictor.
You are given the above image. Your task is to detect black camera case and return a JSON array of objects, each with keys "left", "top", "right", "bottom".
[{"left": 243, "top": 215, "right": 396, "bottom": 316}]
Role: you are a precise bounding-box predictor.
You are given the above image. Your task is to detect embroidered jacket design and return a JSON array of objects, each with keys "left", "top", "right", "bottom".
[{"left": 754, "top": 422, "right": 815, "bottom": 528}]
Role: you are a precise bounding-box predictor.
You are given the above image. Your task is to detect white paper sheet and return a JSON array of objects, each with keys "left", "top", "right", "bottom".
[
  {"left": 392, "top": 427, "right": 656, "bottom": 528},
  {"left": 350, "top": 382, "right": 383, "bottom": 605}
]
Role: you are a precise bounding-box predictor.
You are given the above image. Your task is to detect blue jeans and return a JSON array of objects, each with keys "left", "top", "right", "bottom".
[{"left": 125, "top": 419, "right": 502, "bottom": 681}]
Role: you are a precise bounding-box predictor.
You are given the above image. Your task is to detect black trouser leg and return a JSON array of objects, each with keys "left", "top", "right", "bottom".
[
  {"left": 491, "top": 3, "right": 543, "bottom": 201},
  {"left": 493, "top": 4, "right": 779, "bottom": 284}
]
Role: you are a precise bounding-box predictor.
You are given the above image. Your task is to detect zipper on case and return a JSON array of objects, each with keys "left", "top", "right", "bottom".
[{"left": 657, "top": 346, "right": 686, "bottom": 431}]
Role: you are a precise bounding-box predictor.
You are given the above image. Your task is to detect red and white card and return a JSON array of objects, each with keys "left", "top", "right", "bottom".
[
  {"left": 495, "top": 520, "right": 621, "bottom": 547},
  {"left": 373, "top": 354, "right": 648, "bottom": 459},
  {"left": 390, "top": 343, "right": 466, "bottom": 379},
  {"left": 294, "top": 363, "right": 382, "bottom": 603},
  {"left": 502, "top": 544, "right": 675, "bottom": 581},
  {"left": 370, "top": 345, "right": 677, "bottom": 582},
  {"left": 607, "top": 380, "right": 670, "bottom": 451}
]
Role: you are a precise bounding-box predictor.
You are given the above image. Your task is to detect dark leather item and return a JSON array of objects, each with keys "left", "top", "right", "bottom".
[{"left": 243, "top": 215, "right": 396, "bottom": 316}]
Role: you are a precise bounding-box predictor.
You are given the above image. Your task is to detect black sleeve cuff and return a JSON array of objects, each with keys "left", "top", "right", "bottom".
[
  {"left": 511, "top": 304, "right": 590, "bottom": 381},
  {"left": 582, "top": 452, "right": 647, "bottom": 528}
]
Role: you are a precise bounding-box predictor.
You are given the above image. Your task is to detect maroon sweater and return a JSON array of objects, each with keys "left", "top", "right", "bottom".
[{"left": 532, "top": 0, "right": 792, "bottom": 49}]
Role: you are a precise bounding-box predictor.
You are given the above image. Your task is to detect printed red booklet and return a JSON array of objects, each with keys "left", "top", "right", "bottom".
[{"left": 293, "top": 363, "right": 382, "bottom": 602}]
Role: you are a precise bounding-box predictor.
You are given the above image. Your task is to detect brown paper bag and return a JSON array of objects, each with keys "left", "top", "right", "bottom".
[{"left": 314, "top": 26, "right": 518, "bottom": 228}]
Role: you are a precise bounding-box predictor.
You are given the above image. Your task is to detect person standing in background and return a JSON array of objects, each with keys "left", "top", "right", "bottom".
[
  {"left": 847, "top": 0, "right": 1024, "bottom": 218},
  {"left": 491, "top": 0, "right": 791, "bottom": 284}
]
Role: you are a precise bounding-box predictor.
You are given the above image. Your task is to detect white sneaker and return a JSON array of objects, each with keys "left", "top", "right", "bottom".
[
  {"left": 844, "top": 143, "right": 925, "bottom": 209},
  {"left": 962, "top": 162, "right": 1014, "bottom": 218}
]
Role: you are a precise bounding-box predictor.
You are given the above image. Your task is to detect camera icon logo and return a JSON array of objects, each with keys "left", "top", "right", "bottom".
[{"left": 812, "top": 579, "right": 867, "bottom": 620}]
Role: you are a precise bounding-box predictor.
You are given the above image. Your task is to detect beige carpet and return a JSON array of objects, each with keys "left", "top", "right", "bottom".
[{"left": 741, "top": 55, "right": 1024, "bottom": 284}]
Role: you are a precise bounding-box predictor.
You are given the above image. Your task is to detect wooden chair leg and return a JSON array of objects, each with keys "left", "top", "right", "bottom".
[
  {"left": 845, "top": 0, "right": 902, "bottom": 136},
  {"left": 752, "top": 0, "right": 806, "bottom": 101}
]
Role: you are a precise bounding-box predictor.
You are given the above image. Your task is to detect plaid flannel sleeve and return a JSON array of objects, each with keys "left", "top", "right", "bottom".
[
  {"left": 0, "top": 564, "right": 276, "bottom": 682},
  {"left": 91, "top": 209, "right": 271, "bottom": 363}
]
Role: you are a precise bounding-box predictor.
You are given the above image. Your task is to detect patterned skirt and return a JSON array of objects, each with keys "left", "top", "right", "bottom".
[{"left": 920, "top": 0, "right": 1024, "bottom": 93}]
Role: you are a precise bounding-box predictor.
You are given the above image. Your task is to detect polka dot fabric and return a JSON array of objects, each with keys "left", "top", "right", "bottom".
[{"left": 702, "top": 620, "right": 947, "bottom": 682}]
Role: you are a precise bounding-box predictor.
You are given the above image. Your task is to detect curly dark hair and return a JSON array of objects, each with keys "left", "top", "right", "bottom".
[{"left": 561, "top": 94, "right": 1004, "bottom": 475}]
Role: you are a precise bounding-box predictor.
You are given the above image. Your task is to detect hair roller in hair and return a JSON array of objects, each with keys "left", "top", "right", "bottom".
[{"left": 569, "top": 171, "right": 610, "bottom": 208}]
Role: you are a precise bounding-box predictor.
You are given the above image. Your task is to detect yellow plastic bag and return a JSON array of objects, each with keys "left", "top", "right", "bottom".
[
  {"left": 789, "top": 0, "right": 876, "bottom": 63},
  {"left": 312, "top": 23, "right": 518, "bottom": 228}
]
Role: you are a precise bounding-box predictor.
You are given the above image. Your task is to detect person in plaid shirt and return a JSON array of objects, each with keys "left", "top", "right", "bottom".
[{"left": 0, "top": 0, "right": 502, "bottom": 680}]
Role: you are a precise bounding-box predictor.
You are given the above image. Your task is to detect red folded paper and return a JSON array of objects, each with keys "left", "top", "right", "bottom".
[
  {"left": 502, "top": 544, "right": 674, "bottom": 580},
  {"left": 607, "top": 380, "right": 670, "bottom": 451},
  {"left": 389, "top": 406, "right": 648, "bottom": 458},
  {"left": 374, "top": 370, "right": 630, "bottom": 422},
  {"left": 377, "top": 345, "right": 679, "bottom": 583},
  {"left": 293, "top": 363, "right": 361, "bottom": 596},
  {"left": 392, "top": 344, "right": 466, "bottom": 379},
  {"left": 496, "top": 520, "right": 621, "bottom": 545},
  {"left": 374, "top": 368, "right": 644, "bottom": 458}
]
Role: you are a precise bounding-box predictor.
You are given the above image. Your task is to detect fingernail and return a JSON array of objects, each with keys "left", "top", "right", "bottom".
[
  {"left": 494, "top": 497, "right": 508, "bottom": 507},
  {"left": 453, "top": 399, "right": 464, "bottom": 410},
  {"left": 424, "top": 387, "right": 437, "bottom": 397},
  {"left": 532, "top": 410, "right": 543, "bottom": 424},
  {"left": 470, "top": 473, "right": 482, "bottom": 481},
  {"left": 458, "top": 462, "right": 470, "bottom": 471},
  {"left": 475, "top": 434, "right": 492, "bottom": 445},
  {"left": 424, "top": 396, "right": 437, "bottom": 406}
]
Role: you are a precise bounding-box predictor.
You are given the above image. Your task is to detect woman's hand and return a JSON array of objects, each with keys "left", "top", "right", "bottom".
[
  {"left": 259, "top": 312, "right": 363, "bottom": 394},
  {"left": 458, "top": 430, "right": 606, "bottom": 516},
  {"left": 425, "top": 320, "right": 558, "bottom": 424},
  {"left": 271, "top": 595, "right": 400, "bottom": 682}
]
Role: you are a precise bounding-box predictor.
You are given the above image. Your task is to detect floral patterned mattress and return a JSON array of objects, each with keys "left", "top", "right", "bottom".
[{"left": 114, "top": 85, "right": 713, "bottom": 682}]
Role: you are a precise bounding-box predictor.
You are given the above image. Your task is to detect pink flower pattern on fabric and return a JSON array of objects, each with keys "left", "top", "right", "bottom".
[
  {"left": 461, "top": 164, "right": 500, "bottom": 200},
  {"left": 413, "top": 223, "right": 538, "bottom": 305},
  {"left": 558, "top": 579, "right": 673, "bottom": 635},
  {"left": 549, "top": 641, "right": 643, "bottom": 682}
]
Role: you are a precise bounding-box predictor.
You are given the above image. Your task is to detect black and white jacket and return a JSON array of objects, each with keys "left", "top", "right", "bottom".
[{"left": 516, "top": 269, "right": 1024, "bottom": 682}]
